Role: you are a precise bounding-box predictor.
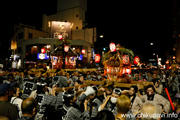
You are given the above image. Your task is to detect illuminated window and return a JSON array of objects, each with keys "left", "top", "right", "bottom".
[{"left": 48, "top": 21, "right": 51, "bottom": 27}]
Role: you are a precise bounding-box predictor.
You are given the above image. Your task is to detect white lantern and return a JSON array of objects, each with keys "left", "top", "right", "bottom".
[
  {"left": 109, "top": 42, "right": 116, "bottom": 52},
  {"left": 64, "top": 46, "right": 69, "bottom": 52}
]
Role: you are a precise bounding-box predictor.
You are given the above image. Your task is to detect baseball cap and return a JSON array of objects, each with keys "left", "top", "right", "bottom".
[{"left": 0, "top": 82, "right": 16, "bottom": 95}]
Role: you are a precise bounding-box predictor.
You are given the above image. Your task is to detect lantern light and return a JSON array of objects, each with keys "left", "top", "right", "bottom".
[
  {"left": 81, "top": 49, "right": 85, "bottom": 54},
  {"left": 58, "top": 34, "right": 63, "bottom": 40},
  {"left": 123, "top": 55, "right": 129, "bottom": 65},
  {"left": 95, "top": 54, "right": 101, "bottom": 63},
  {"left": 126, "top": 69, "right": 131, "bottom": 74},
  {"left": 41, "top": 48, "right": 46, "bottom": 54},
  {"left": 64, "top": 46, "right": 69, "bottom": 52},
  {"left": 134, "top": 56, "right": 140, "bottom": 65},
  {"left": 109, "top": 42, "right": 116, "bottom": 52}
]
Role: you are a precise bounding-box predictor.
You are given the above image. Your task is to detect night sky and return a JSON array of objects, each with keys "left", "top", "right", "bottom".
[{"left": 1, "top": 0, "right": 176, "bottom": 63}]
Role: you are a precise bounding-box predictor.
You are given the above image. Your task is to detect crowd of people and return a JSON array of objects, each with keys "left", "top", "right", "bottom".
[{"left": 0, "top": 67, "right": 179, "bottom": 120}]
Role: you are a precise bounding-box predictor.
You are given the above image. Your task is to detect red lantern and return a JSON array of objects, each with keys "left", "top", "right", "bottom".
[
  {"left": 123, "top": 55, "right": 129, "bottom": 65},
  {"left": 41, "top": 48, "right": 46, "bottom": 54},
  {"left": 64, "top": 46, "right": 69, "bottom": 52},
  {"left": 109, "top": 42, "right": 116, "bottom": 52},
  {"left": 58, "top": 34, "right": 63, "bottom": 40},
  {"left": 81, "top": 49, "right": 85, "bottom": 54},
  {"left": 134, "top": 56, "right": 140, "bottom": 65},
  {"left": 95, "top": 54, "right": 101, "bottom": 63}
]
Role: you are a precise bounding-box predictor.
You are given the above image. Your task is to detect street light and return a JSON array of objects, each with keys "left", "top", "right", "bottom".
[
  {"left": 100, "top": 35, "right": 104, "bottom": 38},
  {"left": 150, "top": 43, "right": 154, "bottom": 46}
]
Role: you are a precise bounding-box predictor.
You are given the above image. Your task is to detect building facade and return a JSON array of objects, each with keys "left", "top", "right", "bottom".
[{"left": 12, "top": 0, "right": 96, "bottom": 69}]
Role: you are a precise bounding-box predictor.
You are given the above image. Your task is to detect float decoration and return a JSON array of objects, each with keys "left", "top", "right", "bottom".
[{"left": 103, "top": 43, "right": 134, "bottom": 82}]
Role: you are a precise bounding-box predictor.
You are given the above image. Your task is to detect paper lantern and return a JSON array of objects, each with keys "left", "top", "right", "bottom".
[
  {"left": 64, "top": 46, "right": 69, "bottom": 52},
  {"left": 58, "top": 34, "right": 63, "bottom": 40},
  {"left": 126, "top": 69, "right": 131, "bottom": 74},
  {"left": 41, "top": 48, "right": 46, "bottom": 54},
  {"left": 109, "top": 42, "right": 116, "bottom": 52},
  {"left": 134, "top": 56, "right": 140, "bottom": 65},
  {"left": 81, "top": 49, "right": 85, "bottom": 54},
  {"left": 95, "top": 54, "right": 101, "bottom": 63},
  {"left": 123, "top": 55, "right": 129, "bottom": 65}
]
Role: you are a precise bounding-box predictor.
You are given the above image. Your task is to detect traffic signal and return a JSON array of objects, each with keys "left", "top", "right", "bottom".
[{"left": 103, "top": 48, "right": 106, "bottom": 51}]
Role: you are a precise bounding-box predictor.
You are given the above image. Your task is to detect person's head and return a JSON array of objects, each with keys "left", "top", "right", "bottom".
[
  {"left": 94, "top": 110, "right": 115, "bottom": 120},
  {"left": 74, "top": 71, "right": 79, "bottom": 76},
  {"left": 152, "top": 73, "right": 157, "bottom": 79},
  {"left": 106, "top": 85, "right": 113, "bottom": 95},
  {"left": 21, "top": 97, "right": 37, "bottom": 117},
  {"left": 79, "top": 75, "right": 84, "bottom": 82},
  {"left": 7, "top": 73, "right": 14, "bottom": 82},
  {"left": 63, "top": 90, "right": 76, "bottom": 106},
  {"left": 62, "top": 71, "right": 66, "bottom": 76},
  {"left": 0, "top": 83, "right": 15, "bottom": 100},
  {"left": 129, "top": 85, "right": 138, "bottom": 96},
  {"left": 74, "top": 80, "right": 81, "bottom": 87},
  {"left": 66, "top": 72, "right": 70, "bottom": 78},
  {"left": 24, "top": 71, "right": 28, "bottom": 77},
  {"left": 29, "top": 74, "right": 35, "bottom": 81},
  {"left": 13, "top": 86, "right": 22, "bottom": 98},
  {"left": 153, "top": 79, "right": 160, "bottom": 87},
  {"left": 145, "top": 85, "right": 155, "bottom": 96},
  {"left": 135, "top": 74, "right": 139, "bottom": 79},
  {"left": 140, "top": 101, "right": 160, "bottom": 120},
  {"left": 36, "top": 82, "right": 46, "bottom": 94},
  {"left": 110, "top": 88, "right": 121, "bottom": 104},
  {"left": 116, "top": 95, "right": 131, "bottom": 114}
]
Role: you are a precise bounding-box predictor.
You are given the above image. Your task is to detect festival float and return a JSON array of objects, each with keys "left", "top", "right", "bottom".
[{"left": 103, "top": 43, "right": 134, "bottom": 82}]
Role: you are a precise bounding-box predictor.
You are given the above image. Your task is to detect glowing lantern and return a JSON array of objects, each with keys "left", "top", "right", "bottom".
[
  {"left": 134, "top": 56, "right": 140, "bottom": 65},
  {"left": 109, "top": 42, "right": 116, "bottom": 52},
  {"left": 41, "top": 48, "right": 46, "bottom": 54},
  {"left": 95, "top": 54, "right": 101, "bottom": 63},
  {"left": 58, "top": 34, "right": 63, "bottom": 40},
  {"left": 126, "top": 69, "right": 131, "bottom": 74},
  {"left": 123, "top": 55, "right": 129, "bottom": 65},
  {"left": 64, "top": 46, "right": 69, "bottom": 52},
  {"left": 81, "top": 49, "right": 85, "bottom": 54}
]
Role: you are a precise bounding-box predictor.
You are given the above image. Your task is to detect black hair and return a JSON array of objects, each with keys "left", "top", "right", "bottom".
[
  {"left": 75, "top": 80, "right": 82, "bottom": 84},
  {"left": 24, "top": 71, "right": 28, "bottom": 76},
  {"left": 145, "top": 85, "right": 155, "bottom": 93},
  {"left": 36, "top": 84, "right": 45, "bottom": 94},
  {"left": 107, "top": 85, "right": 113, "bottom": 91},
  {"left": 8, "top": 73, "right": 14, "bottom": 79},
  {"left": 130, "top": 85, "right": 138, "bottom": 93},
  {"left": 94, "top": 110, "right": 115, "bottom": 120},
  {"left": 63, "top": 90, "right": 75, "bottom": 106}
]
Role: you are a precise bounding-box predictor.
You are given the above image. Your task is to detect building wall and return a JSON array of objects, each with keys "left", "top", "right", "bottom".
[
  {"left": 24, "top": 28, "right": 49, "bottom": 40},
  {"left": 43, "top": 0, "right": 87, "bottom": 32}
]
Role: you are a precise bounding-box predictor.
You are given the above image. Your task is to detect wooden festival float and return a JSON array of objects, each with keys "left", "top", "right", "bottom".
[
  {"left": 102, "top": 42, "right": 153, "bottom": 89},
  {"left": 103, "top": 43, "right": 134, "bottom": 82}
]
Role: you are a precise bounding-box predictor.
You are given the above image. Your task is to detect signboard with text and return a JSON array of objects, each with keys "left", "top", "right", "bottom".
[{"left": 51, "top": 21, "right": 72, "bottom": 39}]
